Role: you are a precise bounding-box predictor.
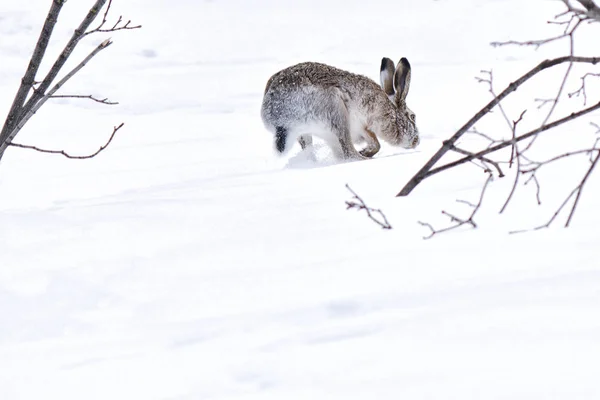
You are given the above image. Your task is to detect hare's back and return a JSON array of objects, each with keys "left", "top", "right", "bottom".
[{"left": 266, "top": 62, "right": 357, "bottom": 91}]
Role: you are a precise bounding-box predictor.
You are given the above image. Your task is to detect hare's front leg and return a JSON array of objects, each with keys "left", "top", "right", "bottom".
[{"left": 358, "top": 128, "right": 381, "bottom": 158}]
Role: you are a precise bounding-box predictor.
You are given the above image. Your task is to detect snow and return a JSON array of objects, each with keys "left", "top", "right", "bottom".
[{"left": 1, "top": 0, "right": 600, "bottom": 399}]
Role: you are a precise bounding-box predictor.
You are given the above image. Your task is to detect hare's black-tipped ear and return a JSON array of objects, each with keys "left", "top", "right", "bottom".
[
  {"left": 380, "top": 57, "right": 396, "bottom": 97},
  {"left": 394, "top": 58, "right": 412, "bottom": 101}
]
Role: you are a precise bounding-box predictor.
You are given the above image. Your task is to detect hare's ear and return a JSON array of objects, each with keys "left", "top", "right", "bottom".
[
  {"left": 394, "top": 58, "right": 412, "bottom": 101},
  {"left": 380, "top": 57, "right": 396, "bottom": 97}
]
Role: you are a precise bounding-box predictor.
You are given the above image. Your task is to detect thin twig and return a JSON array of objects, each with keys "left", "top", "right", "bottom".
[
  {"left": 476, "top": 70, "right": 519, "bottom": 166},
  {"left": 465, "top": 128, "right": 501, "bottom": 146},
  {"left": 49, "top": 94, "right": 118, "bottom": 105},
  {"left": 450, "top": 145, "right": 504, "bottom": 177},
  {"left": 568, "top": 72, "right": 600, "bottom": 105},
  {"left": 566, "top": 149, "right": 600, "bottom": 226},
  {"left": 523, "top": 26, "right": 579, "bottom": 152},
  {"left": 21, "top": 0, "right": 110, "bottom": 116},
  {"left": 510, "top": 146, "right": 600, "bottom": 233},
  {"left": 404, "top": 1, "right": 600, "bottom": 237},
  {"left": 500, "top": 110, "right": 527, "bottom": 214},
  {"left": 0, "top": 0, "right": 66, "bottom": 146},
  {"left": 418, "top": 174, "right": 493, "bottom": 239},
  {"left": 84, "top": 0, "right": 141, "bottom": 36},
  {"left": 345, "top": 184, "right": 392, "bottom": 229},
  {"left": 0, "top": 39, "right": 113, "bottom": 155},
  {"left": 521, "top": 148, "right": 600, "bottom": 173},
  {"left": 9, "top": 123, "right": 124, "bottom": 159},
  {"left": 421, "top": 99, "right": 600, "bottom": 182},
  {"left": 524, "top": 174, "right": 542, "bottom": 205},
  {"left": 397, "top": 56, "right": 600, "bottom": 197}
]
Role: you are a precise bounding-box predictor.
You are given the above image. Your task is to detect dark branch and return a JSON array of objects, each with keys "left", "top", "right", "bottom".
[
  {"left": 491, "top": 17, "right": 583, "bottom": 49},
  {"left": 562, "top": 0, "right": 600, "bottom": 21},
  {"left": 521, "top": 148, "right": 600, "bottom": 174},
  {"left": 417, "top": 99, "right": 600, "bottom": 184},
  {"left": 568, "top": 72, "right": 600, "bottom": 105},
  {"left": 9, "top": 123, "right": 124, "bottom": 159},
  {"left": 84, "top": 0, "right": 141, "bottom": 36},
  {"left": 509, "top": 146, "right": 600, "bottom": 233},
  {"left": 397, "top": 56, "right": 600, "bottom": 197},
  {"left": 345, "top": 184, "right": 392, "bottom": 230},
  {"left": 0, "top": 39, "right": 114, "bottom": 156},
  {"left": 500, "top": 109, "right": 527, "bottom": 214},
  {"left": 449, "top": 145, "right": 505, "bottom": 177},
  {"left": 418, "top": 174, "right": 493, "bottom": 239},
  {"left": 524, "top": 174, "right": 542, "bottom": 205},
  {"left": 0, "top": 0, "right": 66, "bottom": 146},
  {"left": 21, "top": 0, "right": 110, "bottom": 115},
  {"left": 50, "top": 94, "right": 118, "bottom": 105},
  {"left": 566, "top": 150, "right": 600, "bottom": 226}
]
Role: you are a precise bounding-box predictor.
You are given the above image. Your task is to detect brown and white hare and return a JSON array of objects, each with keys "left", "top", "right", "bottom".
[{"left": 261, "top": 57, "right": 419, "bottom": 160}]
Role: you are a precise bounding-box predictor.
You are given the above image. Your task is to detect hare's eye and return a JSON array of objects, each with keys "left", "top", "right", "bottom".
[{"left": 409, "top": 113, "right": 416, "bottom": 123}]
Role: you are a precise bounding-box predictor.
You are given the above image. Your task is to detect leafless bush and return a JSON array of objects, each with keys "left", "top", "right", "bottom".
[
  {"left": 399, "top": 0, "right": 600, "bottom": 236},
  {"left": 345, "top": 184, "right": 392, "bottom": 230},
  {"left": 0, "top": 0, "right": 140, "bottom": 163}
]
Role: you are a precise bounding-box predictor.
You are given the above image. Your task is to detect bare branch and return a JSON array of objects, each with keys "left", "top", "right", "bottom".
[
  {"left": 418, "top": 174, "right": 493, "bottom": 239},
  {"left": 521, "top": 148, "right": 600, "bottom": 174},
  {"left": 523, "top": 26, "right": 579, "bottom": 153},
  {"left": 21, "top": 0, "right": 110, "bottom": 115},
  {"left": 562, "top": 0, "right": 600, "bottom": 21},
  {"left": 500, "top": 109, "right": 527, "bottom": 214},
  {"left": 476, "top": 70, "right": 514, "bottom": 135},
  {"left": 491, "top": 16, "right": 583, "bottom": 48},
  {"left": 535, "top": 98, "right": 557, "bottom": 109},
  {"left": 403, "top": 0, "right": 600, "bottom": 237},
  {"left": 510, "top": 148, "right": 598, "bottom": 233},
  {"left": 9, "top": 123, "right": 124, "bottom": 159},
  {"left": 568, "top": 72, "right": 600, "bottom": 105},
  {"left": 491, "top": 35, "right": 570, "bottom": 49},
  {"left": 50, "top": 94, "right": 118, "bottom": 105},
  {"left": 524, "top": 174, "right": 542, "bottom": 205},
  {"left": 450, "top": 145, "right": 505, "bottom": 177},
  {"left": 464, "top": 128, "right": 507, "bottom": 153},
  {"left": 0, "top": 0, "right": 66, "bottom": 146},
  {"left": 85, "top": 0, "right": 114, "bottom": 34},
  {"left": 0, "top": 39, "right": 113, "bottom": 156},
  {"left": 476, "top": 70, "right": 524, "bottom": 167},
  {"left": 0, "top": 0, "right": 138, "bottom": 164},
  {"left": 84, "top": 0, "right": 141, "bottom": 36},
  {"left": 508, "top": 145, "right": 600, "bottom": 233},
  {"left": 397, "top": 55, "right": 600, "bottom": 197},
  {"left": 345, "top": 184, "right": 392, "bottom": 230},
  {"left": 405, "top": 98, "right": 600, "bottom": 191},
  {"left": 566, "top": 144, "right": 600, "bottom": 226},
  {"left": 510, "top": 189, "right": 577, "bottom": 234}
]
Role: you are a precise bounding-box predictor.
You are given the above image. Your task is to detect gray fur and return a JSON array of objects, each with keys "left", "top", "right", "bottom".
[{"left": 261, "top": 58, "right": 419, "bottom": 160}]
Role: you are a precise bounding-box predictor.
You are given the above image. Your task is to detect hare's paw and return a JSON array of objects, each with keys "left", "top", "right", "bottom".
[{"left": 359, "top": 146, "right": 379, "bottom": 158}]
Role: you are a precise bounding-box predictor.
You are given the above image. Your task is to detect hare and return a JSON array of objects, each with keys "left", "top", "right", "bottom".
[{"left": 260, "top": 57, "right": 419, "bottom": 160}]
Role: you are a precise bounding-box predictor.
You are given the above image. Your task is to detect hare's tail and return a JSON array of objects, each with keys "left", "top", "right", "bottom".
[{"left": 275, "top": 126, "right": 288, "bottom": 153}]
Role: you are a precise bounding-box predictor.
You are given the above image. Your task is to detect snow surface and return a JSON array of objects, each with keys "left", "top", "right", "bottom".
[{"left": 1, "top": 0, "right": 599, "bottom": 399}]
